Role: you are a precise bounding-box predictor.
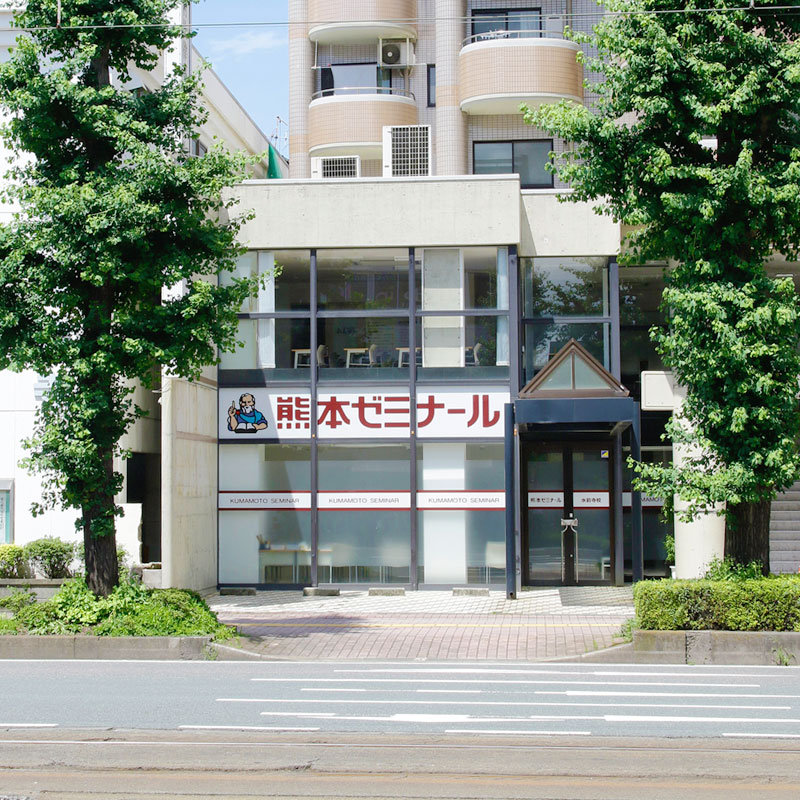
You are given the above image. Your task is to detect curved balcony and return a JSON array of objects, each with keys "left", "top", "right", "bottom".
[
  {"left": 459, "top": 32, "right": 583, "bottom": 115},
  {"left": 309, "top": 87, "right": 418, "bottom": 159},
  {"left": 309, "top": 0, "right": 417, "bottom": 44}
]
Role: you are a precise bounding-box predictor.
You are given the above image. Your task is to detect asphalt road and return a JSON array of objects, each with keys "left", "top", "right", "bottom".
[
  {"left": 1, "top": 660, "right": 800, "bottom": 738},
  {"left": 2, "top": 661, "right": 800, "bottom": 798}
]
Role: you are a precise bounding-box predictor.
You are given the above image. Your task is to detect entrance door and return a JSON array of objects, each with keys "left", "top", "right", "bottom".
[{"left": 524, "top": 442, "right": 613, "bottom": 585}]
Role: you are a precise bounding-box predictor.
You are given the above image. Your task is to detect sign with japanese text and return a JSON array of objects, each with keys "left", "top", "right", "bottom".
[
  {"left": 528, "top": 491, "right": 565, "bottom": 509},
  {"left": 622, "top": 492, "right": 664, "bottom": 508},
  {"left": 417, "top": 491, "right": 505, "bottom": 510},
  {"left": 219, "top": 388, "right": 509, "bottom": 441},
  {"left": 573, "top": 491, "right": 610, "bottom": 510},
  {"left": 219, "top": 491, "right": 311, "bottom": 511}
]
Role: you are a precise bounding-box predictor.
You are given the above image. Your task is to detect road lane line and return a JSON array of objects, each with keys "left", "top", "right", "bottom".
[
  {"left": 605, "top": 715, "right": 800, "bottom": 723},
  {"left": 539, "top": 691, "right": 800, "bottom": 698},
  {"left": 252, "top": 677, "right": 760, "bottom": 688},
  {"left": 445, "top": 729, "right": 592, "bottom": 735},
  {"left": 178, "top": 725, "right": 320, "bottom": 732},
  {"left": 219, "top": 697, "right": 798, "bottom": 706},
  {"left": 300, "top": 688, "right": 366, "bottom": 692},
  {"left": 259, "top": 712, "right": 336, "bottom": 718},
  {"left": 0, "top": 724, "right": 57, "bottom": 728},
  {"left": 723, "top": 733, "right": 800, "bottom": 739},
  {"left": 417, "top": 689, "right": 482, "bottom": 693}
]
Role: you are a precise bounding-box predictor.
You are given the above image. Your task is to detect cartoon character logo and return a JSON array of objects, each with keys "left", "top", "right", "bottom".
[{"left": 227, "top": 393, "right": 268, "bottom": 434}]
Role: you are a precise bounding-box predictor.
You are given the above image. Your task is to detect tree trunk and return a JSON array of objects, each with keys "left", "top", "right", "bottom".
[
  {"left": 82, "top": 450, "right": 119, "bottom": 597},
  {"left": 726, "top": 498, "right": 772, "bottom": 575}
]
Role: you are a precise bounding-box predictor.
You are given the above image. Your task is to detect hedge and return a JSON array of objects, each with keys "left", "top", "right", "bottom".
[
  {"left": 0, "top": 545, "right": 27, "bottom": 579},
  {"left": 634, "top": 577, "right": 800, "bottom": 632}
]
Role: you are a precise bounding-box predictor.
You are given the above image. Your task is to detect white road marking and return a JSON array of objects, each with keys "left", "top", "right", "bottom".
[
  {"left": 259, "top": 712, "right": 336, "bottom": 718},
  {"left": 258, "top": 712, "right": 601, "bottom": 723},
  {"left": 446, "top": 729, "right": 592, "bottom": 736},
  {"left": 219, "top": 696, "right": 797, "bottom": 706},
  {"left": 0, "top": 723, "right": 58, "bottom": 728},
  {"left": 539, "top": 691, "right": 800, "bottom": 699},
  {"left": 592, "top": 670, "right": 784, "bottom": 679},
  {"left": 179, "top": 725, "right": 320, "bottom": 732},
  {"left": 252, "top": 677, "right": 759, "bottom": 688},
  {"left": 417, "top": 689, "right": 482, "bottom": 694},
  {"left": 301, "top": 688, "right": 366, "bottom": 692},
  {"left": 605, "top": 715, "right": 800, "bottom": 724},
  {"left": 723, "top": 733, "right": 800, "bottom": 739}
]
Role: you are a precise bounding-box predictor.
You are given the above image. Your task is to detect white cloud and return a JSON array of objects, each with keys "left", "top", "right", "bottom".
[{"left": 202, "top": 29, "right": 285, "bottom": 64}]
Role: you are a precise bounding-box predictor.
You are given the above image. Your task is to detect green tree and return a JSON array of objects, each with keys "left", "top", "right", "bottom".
[
  {"left": 524, "top": 0, "right": 800, "bottom": 571},
  {"left": 0, "top": 0, "right": 258, "bottom": 596}
]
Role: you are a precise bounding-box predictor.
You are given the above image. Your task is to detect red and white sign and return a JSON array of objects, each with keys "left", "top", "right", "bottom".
[
  {"left": 318, "top": 491, "right": 411, "bottom": 510},
  {"left": 220, "top": 388, "right": 509, "bottom": 441},
  {"left": 416, "top": 491, "right": 506, "bottom": 510},
  {"left": 528, "top": 491, "right": 565, "bottom": 509},
  {"left": 219, "top": 491, "right": 311, "bottom": 510},
  {"left": 622, "top": 492, "right": 664, "bottom": 508},
  {"left": 574, "top": 491, "right": 610, "bottom": 509}
]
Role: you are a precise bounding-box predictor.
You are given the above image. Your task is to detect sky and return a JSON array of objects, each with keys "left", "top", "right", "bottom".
[{"left": 191, "top": 1, "right": 289, "bottom": 155}]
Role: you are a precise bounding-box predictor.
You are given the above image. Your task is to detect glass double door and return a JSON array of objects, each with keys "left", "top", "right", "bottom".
[{"left": 525, "top": 442, "right": 613, "bottom": 585}]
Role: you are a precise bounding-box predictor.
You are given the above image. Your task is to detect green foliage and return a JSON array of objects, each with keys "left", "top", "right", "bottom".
[
  {"left": 0, "top": 1, "right": 263, "bottom": 595},
  {"left": 635, "top": 577, "right": 800, "bottom": 631},
  {"left": 617, "top": 617, "right": 636, "bottom": 643},
  {"left": 11, "top": 576, "right": 234, "bottom": 638},
  {"left": 703, "top": 556, "right": 764, "bottom": 581},
  {"left": 0, "top": 617, "right": 18, "bottom": 635},
  {"left": 523, "top": 0, "right": 800, "bottom": 562},
  {"left": 23, "top": 537, "right": 75, "bottom": 578},
  {"left": 0, "top": 588, "right": 37, "bottom": 614},
  {"left": 664, "top": 534, "right": 675, "bottom": 566},
  {"left": 75, "top": 542, "right": 129, "bottom": 577},
  {"left": 0, "top": 544, "right": 27, "bottom": 578}
]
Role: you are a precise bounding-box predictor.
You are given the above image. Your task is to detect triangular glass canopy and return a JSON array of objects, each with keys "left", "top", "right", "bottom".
[{"left": 519, "top": 339, "right": 630, "bottom": 398}]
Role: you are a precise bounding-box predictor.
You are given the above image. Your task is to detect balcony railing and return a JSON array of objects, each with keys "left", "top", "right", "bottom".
[
  {"left": 462, "top": 28, "right": 563, "bottom": 47},
  {"left": 311, "top": 87, "right": 416, "bottom": 101}
]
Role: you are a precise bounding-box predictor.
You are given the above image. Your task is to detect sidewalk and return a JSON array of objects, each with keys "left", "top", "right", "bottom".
[{"left": 209, "top": 586, "right": 634, "bottom": 661}]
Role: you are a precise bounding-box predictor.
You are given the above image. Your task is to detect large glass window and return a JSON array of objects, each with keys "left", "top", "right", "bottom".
[
  {"left": 318, "top": 317, "right": 410, "bottom": 379},
  {"left": 218, "top": 445, "right": 311, "bottom": 585},
  {"left": 474, "top": 140, "right": 552, "bottom": 188},
  {"left": 318, "top": 445, "right": 411, "bottom": 584},
  {"left": 219, "top": 319, "right": 311, "bottom": 376},
  {"left": 318, "top": 248, "right": 411, "bottom": 311},
  {"left": 417, "top": 443, "right": 505, "bottom": 585},
  {"left": 521, "top": 257, "right": 610, "bottom": 380},
  {"left": 619, "top": 266, "right": 668, "bottom": 397},
  {"left": 319, "top": 64, "right": 402, "bottom": 97},
  {"left": 225, "top": 250, "right": 310, "bottom": 313},
  {"left": 472, "top": 8, "right": 542, "bottom": 39}
]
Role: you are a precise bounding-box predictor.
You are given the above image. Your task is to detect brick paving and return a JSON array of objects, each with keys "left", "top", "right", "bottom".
[{"left": 209, "top": 587, "right": 634, "bottom": 662}]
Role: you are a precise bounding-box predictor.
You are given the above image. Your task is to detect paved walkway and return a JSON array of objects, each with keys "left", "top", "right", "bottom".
[{"left": 209, "top": 587, "right": 634, "bottom": 662}]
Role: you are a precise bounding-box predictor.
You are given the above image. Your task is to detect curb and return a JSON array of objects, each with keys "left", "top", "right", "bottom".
[{"left": 0, "top": 635, "right": 213, "bottom": 660}]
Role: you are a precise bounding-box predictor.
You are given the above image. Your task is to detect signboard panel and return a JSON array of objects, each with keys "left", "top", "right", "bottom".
[
  {"left": 318, "top": 492, "right": 411, "bottom": 510},
  {"left": 219, "top": 491, "right": 311, "bottom": 511},
  {"left": 416, "top": 491, "right": 506, "bottom": 510},
  {"left": 528, "top": 491, "right": 565, "bottom": 509},
  {"left": 0, "top": 490, "right": 9, "bottom": 544},
  {"left": 219, "top": 388, "right": 509, "bottom": 441},
  {"left": 573, "top": 491, "right": 610, "bottom": 510},
  {"left": 622, "top": 492, "right": 664, "bottom": 508}
]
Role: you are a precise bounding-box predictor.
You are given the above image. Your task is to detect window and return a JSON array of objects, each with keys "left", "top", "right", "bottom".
[
  {"left": 427, "top": 65, "right": 436, "bottom": 107},
  {"left": 472, "top": 8, "right": 541, "bottom": 39},
  {"left": 473, "top": 140, "right": 553, "bottom": 188},
  {"left": 318, "top": 63, "right": 400, "bottom": 97}
]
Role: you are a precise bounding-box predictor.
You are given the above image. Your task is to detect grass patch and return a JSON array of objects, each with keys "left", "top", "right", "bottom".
[
  {"left": 10, "top": 577, "right": 235, "bottom": 639},
  {"left": 0, "top": 617, "right": 18, "bottom": 635}
]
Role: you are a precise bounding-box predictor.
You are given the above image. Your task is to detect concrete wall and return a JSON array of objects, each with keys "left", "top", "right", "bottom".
[
  {"left": 519, "top": 191, "right": 621, "bottom": 257},
  {"left": 160, "top": 372, "right": 218, "bottom": 592},
  {"left": 232, "top": 175, "right": 521, "bottom": 249}
]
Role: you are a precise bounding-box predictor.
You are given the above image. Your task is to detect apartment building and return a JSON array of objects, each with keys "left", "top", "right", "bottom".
[{"left": 212, "top": 0, "right": 694, "bottom": 595}]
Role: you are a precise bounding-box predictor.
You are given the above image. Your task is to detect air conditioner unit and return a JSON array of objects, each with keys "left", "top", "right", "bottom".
[
  {"left": 311, "top": 155, "right": 362, "bottom": 179},
  {"left": 379, "top": 39, "right": 415, "bottom": 69},
  {"left": 382, "top": 125, "right": 431, "bottom": 177}
]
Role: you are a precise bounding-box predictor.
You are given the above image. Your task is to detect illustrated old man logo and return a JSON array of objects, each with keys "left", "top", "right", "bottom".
[{"left": 227, "top": 393, "right": 268, "bottom": 434}]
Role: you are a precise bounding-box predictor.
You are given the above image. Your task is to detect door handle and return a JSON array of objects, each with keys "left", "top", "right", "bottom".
[{"left": 560, "top": 518, "right": 578, "bottom": 534}]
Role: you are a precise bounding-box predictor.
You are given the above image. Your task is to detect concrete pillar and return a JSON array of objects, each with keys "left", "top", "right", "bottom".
[
  {"left": 672, "top": 385, "right": 726, "bottom": 578},
  {"left": 289, "top": 0, "right": 314, "bottom": 178},
  {"left": 435, "top": 0, "right": 467, "bottom": 175}
]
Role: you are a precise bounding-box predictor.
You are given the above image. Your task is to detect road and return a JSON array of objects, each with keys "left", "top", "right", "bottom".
[{"left": 1, "top": 660, "right": 800, "bottom": 798}]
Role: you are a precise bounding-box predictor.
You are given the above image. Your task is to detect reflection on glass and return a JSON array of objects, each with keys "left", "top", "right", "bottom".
[
  {"left": 416, "top": 443, "right": 505, "bottom": 585},
  {"left": 527, "top": 448, "right": 563, "bottom": 583},
  {"left": 523, "top": 321, "right": 609, "bottom": 381},
  {"left": 572, "top": 449, "right": 611, "bottom": 581},
  {"left": 220, "top": 318, "right": 311, "bottom": 377},
  {"left": 523, "top": 257, "right": 608, "bottom": 317},
  {"left": 421, "top": 247, "right": 507, "bottom": 311},
  {"left": 318, "top": 445, "right": 410, "bottom": 584},
  {"left": 218, "top": 445, "right": 311, "bottom": 585},
  {"left": 620, "top": 266, "right": 668, "bottom": 386},
  {"left": 222, "top": 250, "right": 310, "bottom": 313},
  {"left": 318, "top": 317, "right": 409, "bottom": 379},
  {"left": 318, "top": 248, "right": 410, "bottom": 311},
  {"left": 418, "top": 316, "right": 510, "bottom": 379}
]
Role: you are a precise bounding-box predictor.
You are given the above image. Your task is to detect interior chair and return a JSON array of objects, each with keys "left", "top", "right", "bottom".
[
  {"left": 316, "top": 344, "right": 329, "bottom": 367},
  {"left": 472, "top": 342, "right": 483, "bottom": 366}
]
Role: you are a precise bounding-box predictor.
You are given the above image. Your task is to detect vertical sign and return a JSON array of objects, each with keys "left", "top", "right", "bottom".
[{"left": 0, "top": 490, "right": 9, "bottom": 544}]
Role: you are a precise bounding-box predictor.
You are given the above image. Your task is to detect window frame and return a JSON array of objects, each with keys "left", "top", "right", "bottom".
[
  {"left": 472, "top": 139, "right": 554, "bottom": 189},
  {"left": 427, "top": 64, "right": 436, "bottom": 107},
  {"left": 471, "top": 7, "right": 543, "bottom": 37}
]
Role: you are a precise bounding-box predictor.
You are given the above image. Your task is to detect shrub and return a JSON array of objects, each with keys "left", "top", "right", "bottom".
[
  {"left": 0, "top": 588, "right": 36, "bottom": 614},
  {"left": 11, "top": 576, "right": 235, "bottom": 639},
  {"left": 0, "top": 544, "right": 27, "bottom": 578},
  {"left": 23, "top": 538, "right": 75, "bottom": 578},
  {"left": 635, "top": 576, "right": 800, "bottom": 631},
  {"left": 75, "top": 542, "right": 130, "bottom": 577},
  {"left": 0, "top": 617, "right": 18, "bottom": 635},
  {"left": 703, "top": 556, "right": 764, "bottom": 581}
]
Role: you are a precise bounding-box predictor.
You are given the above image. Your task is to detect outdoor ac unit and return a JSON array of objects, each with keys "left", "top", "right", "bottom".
[
  {"left": 544, "top": 15, "right": 564, "bottom": 37},
  {"left": 379, "top": 39, "right": 415, "bottom": 69},
  {"left": 382, "top": 125, "right": 431, "bottom": 177},
  {"left": 311, "top": 155, "right": 362, "bottom": 179}
]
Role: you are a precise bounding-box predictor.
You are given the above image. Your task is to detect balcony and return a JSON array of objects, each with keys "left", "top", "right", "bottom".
[
  {"left": 459, "top": 31, "right": 583, "bottom": 115},
  {"left": 309, "top": 87, "right": 418, "bottom": 159},
  {"left": 309, "top": 0, "right": 417, "bottom": 44}
]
